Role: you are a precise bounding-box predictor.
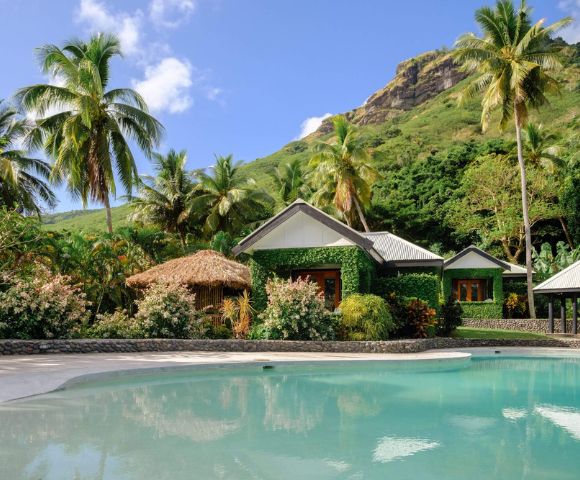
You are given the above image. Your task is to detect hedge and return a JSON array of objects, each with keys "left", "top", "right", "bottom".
[
  {"left": 374, "top": 273, "right": 440, "bottom": 309},
  {"left": 249, "top": 246, "right": 376, "bottom": 312}
]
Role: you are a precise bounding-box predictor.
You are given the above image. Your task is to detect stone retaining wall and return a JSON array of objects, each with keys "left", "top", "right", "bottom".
[
  {"left": 1, "top": 337, "right": 580, "bottom": 356},
  {"left": 463, "top": 318, "right": 576, "bottom": 334}
]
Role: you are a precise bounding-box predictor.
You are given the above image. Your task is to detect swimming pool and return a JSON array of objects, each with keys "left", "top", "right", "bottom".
[{"left": 1, "top": 354, "right": 579, "bottom": 479}]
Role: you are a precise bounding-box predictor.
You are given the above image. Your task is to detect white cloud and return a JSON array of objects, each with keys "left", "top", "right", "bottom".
[
  {"left": 558, "top": 1, "right": 580, "bottom": 43},
  {"left": 149, "top": 0, "right": 195, "bottom": 28},
  {"left": 76, "top": 0, "right": 143, "bottom": 56},
  {"left": 297, "top": 113, "right": 332, "bottom": 139},
  {"left": 133, "top": 57, "right": 193, "bottom": 114}
]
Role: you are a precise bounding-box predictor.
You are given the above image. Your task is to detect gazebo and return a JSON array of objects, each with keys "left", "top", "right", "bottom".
[
  {"left": 126, "top": 250, "right": 251, "bottom": 311},
  {"left": 534, "top": 260, "right": 580, "bottom": 334}
]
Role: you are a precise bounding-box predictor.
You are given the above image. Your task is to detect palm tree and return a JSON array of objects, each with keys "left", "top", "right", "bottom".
[
  {"left": 17, "top": 33, "right": 163, "bottom": 233},
  {"left": 191, "top": 154, "right": 272, "bottom": 237},
  {"left": 453, "top": 0, "right": 571, "bottom": 318},
  {"left": 130, "top": 149, "right": 196, "bottom": 246},
  {"left": 523, "top": 123, "right": 574, "bottom": 247},
  {"left": 0, "top": 101, "right": 55, "bottom": 215},
  {"left": 308, "top": 115, "right": 379, "bottom": 231},
  {"left": 270, "top": 159, "right": 309, "bottom": 208}
]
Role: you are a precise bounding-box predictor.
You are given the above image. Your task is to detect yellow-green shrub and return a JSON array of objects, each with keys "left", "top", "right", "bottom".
[{"left": 338, "top": 294, "right": 394, "bottom": 340}]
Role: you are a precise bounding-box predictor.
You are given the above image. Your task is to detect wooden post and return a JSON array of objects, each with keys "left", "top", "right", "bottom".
[
  {"left": 548, "top": 295, "right": 554, "bottom": 333},
  {"left": 561, "top": 296, "right": 567, "bottom": 334},
  {"left": 571, "top": 294, "right": 577, "bottom": 334}
]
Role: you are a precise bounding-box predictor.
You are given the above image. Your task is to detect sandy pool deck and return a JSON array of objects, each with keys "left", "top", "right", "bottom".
[{"left": 0, "top": 350, "right": 473, "bottom": 403}]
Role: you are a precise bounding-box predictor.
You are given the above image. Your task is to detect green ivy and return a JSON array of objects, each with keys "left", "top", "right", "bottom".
[
  {"left": 249, "top": 247, "right": 375, "bottom": 312},
  {"left": 442, "top": 268, "right": 504, "bottom": 318},
  {"left": 373, "top": 273, "right": 440, "bottom": 309}
]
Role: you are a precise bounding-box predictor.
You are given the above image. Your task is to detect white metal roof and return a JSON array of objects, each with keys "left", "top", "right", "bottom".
[
  {"left": 361, "top": 232, "right": 443, "bottom": 264},
  {"left": 534, "top": 260, "right": 580, "bottom": 294}
]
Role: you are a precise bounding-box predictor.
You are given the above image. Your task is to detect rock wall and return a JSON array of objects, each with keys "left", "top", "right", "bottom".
[
  {"left": 1, "top": 337, "right": 580, "bottom": 356},
  {"left": 463, "top": 318, "right": 578, "bottom": 334}
]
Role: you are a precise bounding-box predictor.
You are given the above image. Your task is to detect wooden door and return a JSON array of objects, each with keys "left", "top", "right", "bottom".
[{"left": 292, "top": 269, "right": 341, "bottom": 310}]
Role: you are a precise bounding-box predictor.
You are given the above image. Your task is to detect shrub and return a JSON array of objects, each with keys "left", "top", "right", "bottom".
[
  {"left": 88, "top": 309, "right": 143, "bottom": 339},
  {"left": 406, "top": 298, "right": 438, "bottom": 338},
  {"left": 338, "top": 294, "right": 394, "bottom": 340},
  {"left": 221, "top": 290, "right": 253, "bottom": 339},
  {"left": 258, "top": 277, "right": 336, "bottom": 340},
  {"left": 437, "top": 296, "right": 462, "bottom": 335},
  {"left": 133, "top": 282, "right": 206, "bottom": 338},
  {"left": 0, "top": 270, "right": 90, "bottom": 339},
  {"left": 503, "top": 292, "right": 529, "bottom": 318}
]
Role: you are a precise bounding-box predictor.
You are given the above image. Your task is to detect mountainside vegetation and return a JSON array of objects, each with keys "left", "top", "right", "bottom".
[{"left": 43, "top": 41, "right": 579, "bottom": 260}]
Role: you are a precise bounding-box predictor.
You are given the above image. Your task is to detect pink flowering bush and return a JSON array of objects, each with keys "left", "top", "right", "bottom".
[
  {"left": 257, "top": 277, "right": 336, "bottom": 340},
  {"left": 133, "top": 282, "right": 207, "bottom": 338},
  {"left": 0, "top": 271, "right": 90, "bottom": 339}
]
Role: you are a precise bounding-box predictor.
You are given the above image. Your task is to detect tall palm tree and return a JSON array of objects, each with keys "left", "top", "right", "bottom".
[
  {"left": 308, "top": 115, "right": 379, "bottom": 231},
  {"left": 524, "top": 123, "right": 573, "bottom": 247},
  {"left": 453, "top": 0, "right": 571, "bottom": 318},
  {"left": 17, "top": 33, "right": 163, "bottom": 233},
  {"left": 270, "top": 159, "right": 309, "bottom": 208},
  {"left": 191, "top": 154, "right": 272, "bottom": 237},
  {"left": 130, "top": 149, "right": 196, "bottom": 246},
  {"left": 0, "top": 101, "right": 55, "bottom": 215}
]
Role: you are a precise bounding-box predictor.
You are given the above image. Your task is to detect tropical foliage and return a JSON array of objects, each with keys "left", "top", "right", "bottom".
[
  {"left": 308, "top": 115, "right": 379, "bottom": 231},
  {"left": 17, "top": 34, "right": 163, "bottom": 233},
  {"left": 130, "top": 149, "right": 197, "bottom": 245},
  {"left": 452, "top": 0, "right": 571, "bottom": 317},
  {"left": 269, "top": 158, "right": 308, "bottom": 207},
  {"left": 191, "top": 154, "right": 272, "bottom": 237},
  {"left": 0, "top": 101, "right": 55, "bottom": 215}
]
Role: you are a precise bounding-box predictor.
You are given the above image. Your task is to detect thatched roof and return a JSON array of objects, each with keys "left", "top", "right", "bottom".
[{"left": 126, "top": 250, "right": 251, "bottom": 290}]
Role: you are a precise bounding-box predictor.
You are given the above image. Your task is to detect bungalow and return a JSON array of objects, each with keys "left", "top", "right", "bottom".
[{"left": 233, "top": 199, "right": 527, "bottom": 318}]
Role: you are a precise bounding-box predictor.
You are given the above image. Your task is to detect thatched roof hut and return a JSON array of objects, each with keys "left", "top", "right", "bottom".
[{"left": 126, "top": 250, "right": 251, "bottom": 311}]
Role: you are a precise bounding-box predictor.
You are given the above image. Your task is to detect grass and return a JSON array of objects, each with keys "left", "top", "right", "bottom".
[{"left": 452, "top": 327, "right": 548, "bottom": 340}]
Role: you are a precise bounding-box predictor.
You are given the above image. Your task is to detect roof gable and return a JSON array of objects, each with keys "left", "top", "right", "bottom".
[
  {"left": 444, "top": 246, "right": 509, "bottom": 270},
  {"left": 232, "top": 200, "right": 377, "bottom": 258}
]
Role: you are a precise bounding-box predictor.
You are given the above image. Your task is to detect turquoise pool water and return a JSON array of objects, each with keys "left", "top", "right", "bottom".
[{"left": 1, "top": 356, "right": 580, "bottom": 479}]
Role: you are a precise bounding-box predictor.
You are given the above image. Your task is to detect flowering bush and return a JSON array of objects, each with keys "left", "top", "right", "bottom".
[
  {"left": 133, "top": 282, "right": 206, "bottom": 338},
  {"left": 338, "top": 294, "right": 394, "bottom": 340},
  {"left": 0, "top": 271, "right": 90, "bottom": 339},
  {"left": 88, "top": 309, "right": 144, "bottom": 339},
  {"left": 258, "top": 277, "right": 336, "bottom": 340}
]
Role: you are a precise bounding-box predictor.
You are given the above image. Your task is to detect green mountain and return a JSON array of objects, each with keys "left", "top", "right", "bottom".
[
  {"left": 242, "top": 46, "right": 579, "bottom": 184},
  {"left": 42, "top": 204, "right": 133, "bottom": 232},
  {"left": 42, "top": 45, "right": 579, "bottom": 234}
]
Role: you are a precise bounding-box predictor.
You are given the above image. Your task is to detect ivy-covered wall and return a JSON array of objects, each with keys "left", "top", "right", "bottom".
[
  {"left": 249, "top": 246, "right": 376, "bottom": 311},
  {"left": 373, "top": 273, "right": 440, "bottom": 309},
  {"left": 442, "top": 268, "right": 504, "bottom": 319}
]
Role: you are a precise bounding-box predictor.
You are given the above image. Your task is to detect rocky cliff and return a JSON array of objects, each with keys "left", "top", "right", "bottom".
[{"left": 317, "top": 50, "right": 467, "bottom": 134}]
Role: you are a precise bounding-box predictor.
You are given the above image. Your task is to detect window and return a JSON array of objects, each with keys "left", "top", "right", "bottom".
[{"left": 452, "top": 279, "right": 492, "bottom": 302}]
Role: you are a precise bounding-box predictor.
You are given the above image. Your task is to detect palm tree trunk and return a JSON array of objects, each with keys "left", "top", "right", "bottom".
[
  {"left": 103, "top": 194, "right": 113, "bottom": 234},
  {"left": 514, "top": 109, "right": 536, "bottom": 319},
  {"left": 353, "top": 197, "right": 370, "bottom": 232}
]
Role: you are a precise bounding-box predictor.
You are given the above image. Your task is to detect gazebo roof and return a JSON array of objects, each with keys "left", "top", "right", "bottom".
[
  {"left": 533, "top": 260, "right": 580, "bottom": 294},
  {"left": 126, "top": 250, "right": 251, "bottom": 290}
]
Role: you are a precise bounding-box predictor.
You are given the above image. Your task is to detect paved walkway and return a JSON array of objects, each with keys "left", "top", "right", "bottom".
[{"left": 0, "top": 350, "right": 469, "bottom": 403}]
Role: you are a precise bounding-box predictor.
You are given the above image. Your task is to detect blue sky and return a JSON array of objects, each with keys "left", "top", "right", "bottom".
[{"left": 1, "top": 0, "right": 577, "bottom": 212}]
